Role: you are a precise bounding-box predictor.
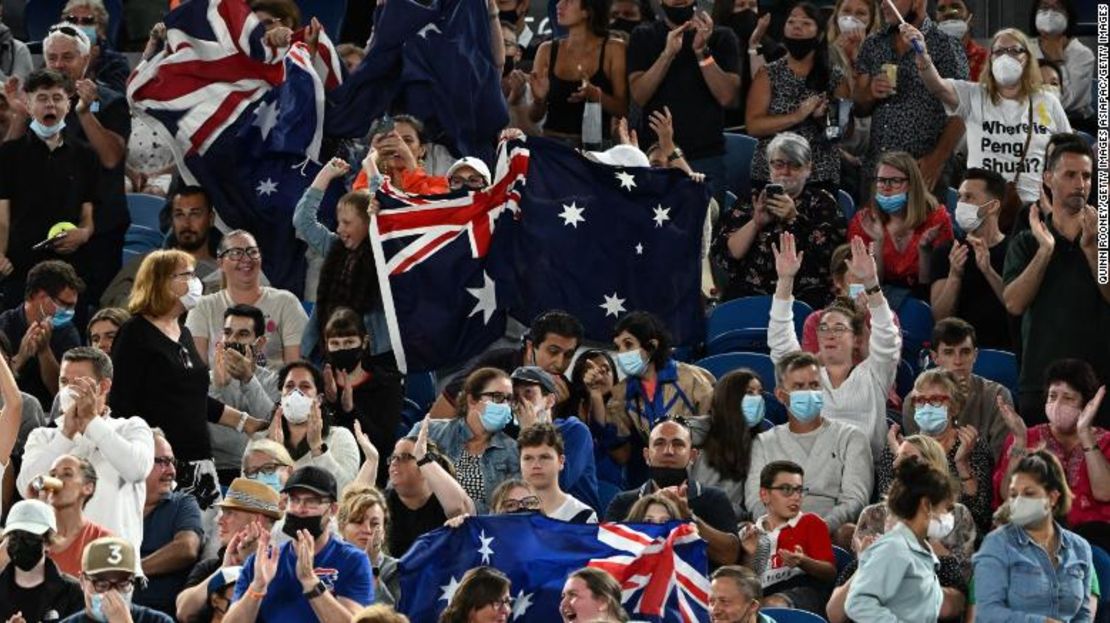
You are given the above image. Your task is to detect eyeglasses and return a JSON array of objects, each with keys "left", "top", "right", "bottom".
[
  {"left": 912, "top": 394, "right": 952, "bottom": 407},
  {"left": 767, "top": 485, "right": 809, "bottom": 497},
  {"left": 219, "top": 247, "right": 261, "bottom": 261},
  {"left": 769, "top": 159, "right": 805, "bottom": 172},
  {"left": 387, "top": 452, "right": 417, "bottom": 465},
  {"left": 480, "top": 391, "right": 513, "bottom": 404},
  {"left": 50, "top": 295, "right": 76, "bottom": 312},
  {"left": 244, "top": 462, "right": 285, "bottom": 477},
  {"left": 64, "top": 14, "right": 98, "bottom": 25},
  {"left": 875, "top": 176, "right": 909, "bottom": 188},
  {"left": 288, "top": 494, "right": 330, "bottom": 510},
  {"left": 173, "top": 270, "right": 197, "bottom": 280},
  {"left": 85, "top": 575, "right": 136, "bottom": 593},
  {"left": 488, "top": 597, "right": 514, "bottom": 609},
  {"left": 500, "top": 496, "right": 541, "bottom": 512},
  {"left": 991, "top": 46, "right": 1027, "bottom": 58},
  {"left": 153, "top": 456, "right": 176, "bottom": 468},
  {"left": 816, "top": 323, "right": 852, "bottom": 335},
  {"left": 449, "top": 175, "right": 486, "bottom": 190}
]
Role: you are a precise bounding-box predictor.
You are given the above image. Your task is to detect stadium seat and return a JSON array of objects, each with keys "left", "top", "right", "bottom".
[
  {"left": 121, "top": 224, "right": 163, "bottom": 263},
  {"left": 1091, "top": 545, "right": 1110, "bottom": 623},
  {"left": 972, "top": 349, "right": 1019, "bottom": 399},
  {"left": 126, "top": 193, "right": 165, "bottom": 231},
  {"left": 293, "top": 0, "right": 348, "bottom": 41},
  {"left": 706, "top": 296, "right": 812, "bottom": 354},
  {"left": 895, "top": 359, "right": 917, "bottom": 400},
  {"left": 837, "top": 189, "right": 856, "bottom": 221},
  {"left": 896, "top": 297, "right": 934, "bottom": 362},
  {"left": 400, "top": 397, "right": 424, "bottom": 429},
  {"left": 24, "top": 0, "right": 67, "bottom": 42},
  {"left": 405, "top": 371, "right": 438, "bottom": 411},
  {"left": 1076, "top": 130, "right": 1095, "bottom": 147},
  {"left": 832, "top": 545, "right": 854, "bottom": 576},
  {"left": 760, "top": 607, "right": 828, "bottom": 623},
  {"left": 722, "top": 133, "right": 758, "bottom": 201},
  {"left": 764, "top": 390, "right": 787, "bottom": 425},
  {"left": 695, "top": 352, "right": 776, "bottom": 391},
  {"left": 946, "top": 186, "right": 964, "bottom": 238}
]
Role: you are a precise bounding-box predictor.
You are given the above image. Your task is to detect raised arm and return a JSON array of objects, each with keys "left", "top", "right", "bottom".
[
  {"left": 902, "top": 25, "right": 959, "bottom": 109},
  {"left": 293, "top": 157, "right": 347, "bottom": 255},
  {"left": 414, "top": 417, "right": 475, "bottom": 517},
  {"left": 0, "top": 352, "right": 22, "bottom": 468},
  {"left": 768, "top": 232, "right": 804, "bottom": 361}
]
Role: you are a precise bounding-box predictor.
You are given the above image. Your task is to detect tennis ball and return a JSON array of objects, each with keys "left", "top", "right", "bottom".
[{"left": 48, "top": 222, "right": 77, "bottom": 238}]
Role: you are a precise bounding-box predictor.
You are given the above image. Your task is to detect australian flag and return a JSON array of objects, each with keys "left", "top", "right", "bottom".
[
  {"left": 397, "top": 515, "right": 710, "bottom": 622},
  {"left": 371, "top": 137, "right": 709, "bottom": 372}
]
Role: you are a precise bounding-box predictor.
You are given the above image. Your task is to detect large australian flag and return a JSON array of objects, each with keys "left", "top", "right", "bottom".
[{"left": 397, "top": 515, "right": 710, "bottom": 622}]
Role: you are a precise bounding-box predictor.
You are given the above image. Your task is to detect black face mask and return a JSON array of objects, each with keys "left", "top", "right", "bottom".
[
  {"left": 327, "top": 347, "right": 362, "bottom": 374},
  {"left": 782, "top": 36, "right": 819, "bottom": 59},
  {"left": 610, "top": 17, "right": 642, "bottom": 35},
  {"left": 727, "top": 10, "right": 758, "bottom": 41},
  {"left": 661, "top": 3, "right": 695, "bottom": 25},
  {"left": 503, "top": 56, "right": 515, "bottom": 77},
  {"left": 282, "top": 512, "right": 327, "bottom": 540},
  {"left": 499, "top": 9, "right": 519, "bottom": 24},
  {"left": 649, "top": 465, "right": 689, "bottom": 489},
  {"left": 7, "top": 534, "right": 45, "bottom": 571}
]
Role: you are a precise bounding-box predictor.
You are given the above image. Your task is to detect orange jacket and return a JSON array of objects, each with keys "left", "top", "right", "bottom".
[{"left": 353, "top": 167, "right": 449, "bottom": 195}]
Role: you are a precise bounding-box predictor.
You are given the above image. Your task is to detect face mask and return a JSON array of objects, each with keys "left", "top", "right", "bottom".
[
  {"left": 875, "top": 192, "right": 908, "bottom": 214},
  {"left": 1044, "top": 85, "right": 1062, "bottom": 99},
  {"left": 615, "top": 350, "right": 648, "bottom": 378},
  {"left": 649, "top": 465, "right": 689, "bottom": 488},
  {"left": 955, "top": 201, "right": 986, "bottom": 232},
  {"left": 610, "top": 17, "right": 642, "bottom": 34},
  {"left": 848, "top": 283, "right": 866, "bottom": 298},
  {"left": 728, "top": 10, "right": 758, "bottom": 38},
  {"left": 838, "top": 14, "right": 865, "bottom": 33},
  {"left": 914, "top": 404, "right": 950, "bottom": 435},
  {"left": 52, "top": 306, "right": 76, "bottom": 328},
  {"left": 1009, "top": 495, "right": 1051, "bottom": 527},
  {"left": 480, "top": 401, "right": 513, "bottom": 433},
  {"left": 78, "top": 25, "right": 98, "bottom": 45},
  {"left": 58, "top": 385, "right": 79, "bottom": 416},
  {"left": 7, "top": 535, "right": 44, "bottom": 571},
  {"left": 937, "top": 18, "right": 968, "bottom": 39},
  {"left": 502, "top": 56, "right": 515, "bottom": 77},
  {"left": 179, "top": 276, "right": 203, "bottom": 310},
  {"left": 281, "top": 390, "right": 313, "bottom": 425},
  {"left": 782, "top": 36, "right": 819, "bottom": 60},
  {"left": 1045, "top": 401, "right": 1082, "bottom": 433},
  {"left": 662, "top": 3, "right": 695, "bottom": 25},
  {"left": 927, "top": 511, "right": 955, "bottom": 539},
  {"left": 327, "top": 347, "right": 362, "bottom": 374},
  {"left": 991, "top": 55, "right": 1024, "bottom": 87},
  {"left": 741, "top": 394, "right": 765, "bottom": 427},
  {"left": 788, "top": 390, "right": 823, "bottom": 422},
  {"left": 250, "top": 470, "right": 283, "bottom": 492},
  {"left": 1035, "top": 9, "right": 1067, "bottom": 35},
  {"left": 282, "top": 511, "right": 327, "bottom": 540},
  {"left": 499, "top": 9, "right": 519, "bottom": 23},
  {"left": 30, "top": 118, "right": 66, "bottom": 139}
]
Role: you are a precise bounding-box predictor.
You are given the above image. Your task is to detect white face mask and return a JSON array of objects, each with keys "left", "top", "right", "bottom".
[
  {"left": 57, "top": 386, "right": 79, "bottom": 417},
  {"left": 179, "top": 276, "right": 203, "bottom": 310},
  {"left": 837, "top": 14, "right": 865, "bottom": 33},
  {"left": 1044, "top": 85, "right": 1062, "bottom": 99},
  {"left": 927, "top": 511, "right": 956, "bottom": 539},
  {"left": 281, "top": 390, "right": 314, "bottom": 424},
  {"left": 1009, "top": 495, "right": 1051, "bottom": 527},
  {"left": 954, "top": 201, "right": 986, "bottom": 232},
  {"left": 1035, "top": 9, "right": 1067, "bottom": 35},
  {"left": 991, "top": 55, "right": 1024, "bottom": 87},
  {"left": 937, "top": 18, "right": 968, "bottom": 39}
]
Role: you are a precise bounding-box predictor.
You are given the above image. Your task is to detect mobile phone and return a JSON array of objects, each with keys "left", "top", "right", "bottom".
[
  {"left": 765, "top": 183, "right": 784, "bottom": 197},
  {"left": 225, "top": 342, "right": 248, "bottom": 356}
]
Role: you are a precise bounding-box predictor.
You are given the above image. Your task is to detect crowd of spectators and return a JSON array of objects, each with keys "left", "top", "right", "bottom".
[{"left": 0, "top": 0, "right": 1107, "bottom": 621}]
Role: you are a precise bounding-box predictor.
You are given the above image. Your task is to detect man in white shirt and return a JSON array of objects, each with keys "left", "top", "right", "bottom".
[
  {"left": 18, "top": 346, "right": 155, "bottom": 557},
  {"left": 518, "top": 423, "right": 596, "bottom": 523}
]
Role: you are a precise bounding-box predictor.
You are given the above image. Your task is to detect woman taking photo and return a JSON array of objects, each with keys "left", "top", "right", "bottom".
[
  {"left": 338, "top": 484, "right": 399, "bottom": 606},
  {"left": 746, "top": 2, "right": 849, "bottom": 190},
  {"left": 439, "top": 566, "right": 513, "bottom": 623},
  {"left": 907, "top": 26, "right": 1070, "bottom": 230},
  {"left": 353, "top": 115, "right": 449, "bottom": 195},
  {"left": 560, "top": 349, "right": 626, "bottom": 489},
  {"left": 111, "top": 250, "right": 266, "bottom": 511},
  {"left": 973, "top": 450, "right": 1093, "bottom": 623},
  {"left": 844, "top": 457, "right": 957, "bottom": 621},
  {"left": 529, "top": 0, "right": 628, "bottom": 145}
]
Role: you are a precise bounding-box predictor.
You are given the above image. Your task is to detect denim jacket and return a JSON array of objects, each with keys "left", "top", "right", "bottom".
[
  {"left": 972, "top": 522, "right": 1093, "bottom": 623},
  {"left": 416, "top": 417, "right": 520, "bottom": 514},
  {"left": 845, "top": 521, "right": 943, "bottom": 623}
]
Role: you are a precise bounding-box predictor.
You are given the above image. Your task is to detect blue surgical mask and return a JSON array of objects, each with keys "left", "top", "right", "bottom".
[
  {"left": 52, "top": 307, "right": 75, "bottom": 328},
  {"left": 30, "top": 119, "right": 66, "bottom": 139},
  {"left": 615, "top": 350, "right": 647, "bottom": 378},
  {"left": 741, "top": 394, "right": 765, "bottom": 427},
  {"left": 89, "top": 594, "right": 107, "bottom": 622},
  {"left": 250, "top": 471, "right": 283, "bottom": 493},
  {"left": 788, "top": 390, "right": 823, "bottom": 422},
  {"left": 913, "top": 404, "right": 950, "bottom": 435},
  {"left": 847, "top": 283, "right": 865, "bottom": 298},
  {"left": 479, "top": 401, "right": 513, "bottom": 433},
  {"left": 875, "top": 192, "right": 908, "bottom": 214},
  {"left": 79, "top": 25, "right": 98, "bottom": 45}
]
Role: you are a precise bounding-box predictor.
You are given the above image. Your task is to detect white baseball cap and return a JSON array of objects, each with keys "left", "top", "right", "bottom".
[
  {"left": 3, "top": 500, "right": 57, "bottom": 536},
  {"left": 587, "top": 144, "right": 650, "bottom": 168},
  {"left": 446, "top": 157, "right": 492, "bottom": 186}
]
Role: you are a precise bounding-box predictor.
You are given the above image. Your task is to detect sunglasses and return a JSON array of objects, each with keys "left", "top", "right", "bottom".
[{"left": 64, "top": 14, "right": 98, "bottom": 25}]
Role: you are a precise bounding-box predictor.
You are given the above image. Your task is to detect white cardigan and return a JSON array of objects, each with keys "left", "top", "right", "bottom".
[{"left": 768, "top": 295, "right": 901, "bottom": 457}]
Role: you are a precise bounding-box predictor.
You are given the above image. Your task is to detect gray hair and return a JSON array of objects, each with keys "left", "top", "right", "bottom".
[
  {"left": 766, "top": 132, "right": 811, "bottom": 166},
  {"left": 44, "top": 23, "right": 91, "bottom": 56},
  {"left": 61, "top": 0, "right": 109, "bottom": 27}
]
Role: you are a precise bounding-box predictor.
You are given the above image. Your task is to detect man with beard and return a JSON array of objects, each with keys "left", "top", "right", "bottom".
[
  {"left": 1003, "top": 138, "right": 1110, "bottom": 425},
  {"left": 100, "top": 185, "right": 221, "bottom": 308}
]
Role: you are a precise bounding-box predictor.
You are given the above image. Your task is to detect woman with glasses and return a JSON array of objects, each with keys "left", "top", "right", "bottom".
[
  {"left": 111, "top": 250, "right": 268, "bottom": 514},
  {"left": 240, "top": 438, "right": 294, "bottom": 493},
  {"left": 422, "top": 368, "right": 521, "bottom": 513},
  {"left": 185, "top": 230, "right": 309, "bottom": 371},
  {"left": 879, "top": 369, "right": 994, "bottom": 535},
  {"left": 490, "top": 479, "right": 541, "bottom": 515},
  {"left": 907, "top": 26, "right": 1071, "bottom": 232},
  {"left": 712, "top": 132, "right": 846, "bottom": 308},
  {"left": 439, "top": 566, "right": 513, "bottom": 623}
]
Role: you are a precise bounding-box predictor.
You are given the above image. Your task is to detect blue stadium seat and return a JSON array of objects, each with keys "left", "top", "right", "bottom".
[
  {"left": 832, "top": 545, "right": 854, "bottom": 576},
  {"left": 121, "top": 225, "right": 163, "bottom": 263},
  {"left": 400, "top": 397, "right": 425, "bottom": 429},
  {"left": 946, "top": 186, "right": 965, "bottom": 238},
  {"left": 972, "top": 349, "right": 1019, "bottom": 399},
  {"left": 1091, "top": 545, "right": 1110, "bottom": 623},
  {"left": 706, "top": 296, "right": 812, "bottom": 354},
  {"left": 837, "top": 189, "right": 856, "bottom": 221},
  {"left": 405, "top": 371, "right": 438, "bottom": 411},
  {"left": 293, "top": 0, "right": 348, "bottom": 41},
  {"left": 695, "top": 352, "right": 776, "bottom": 392},
  {"left": 764, "top": 390, "right": 787, "bottom": 425},
  {"left": 126, "top": 193, "right": 164, "bottom": 231},
  {"left": 722, "top": 133, "right": 758, "bottom": 201},
  {"left": 896, "top": 297, "right": 934, "bottom": 362},
  {"left": 1077, "top": 130, "right": 1095, "bottom": 147},
  {"left": 760, "top": 607, "right": 828, "bottom": 623},
  {"left": 24, "top": 0, "right": 66, "bottom": 42}
]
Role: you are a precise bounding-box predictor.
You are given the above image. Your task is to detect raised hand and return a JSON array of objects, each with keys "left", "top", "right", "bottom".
[
  {"left": 1077, "top": 386, "right": 1106, "bottom": 446},
  {"left": 749, "top": 14, "right": 770, "bottom": 48},
  {"left": 295, "top": 530, "right": 319, "bottom": 591},
  {"left": 953, "top": 425, "right": 978, "bottom": 465},
  {"left": 997, "top": 395, "right": 1027, "bottom": 451},
  {"left": 845, "top": 235, "right": 878, "bottom": 286},
  {"left": 647, "top": 107, "right": 676, "bottom": 152},
  {"left": 1079, "top": 206, "right": 1098, "bottom": 251},
  {"left": 614, "top": 117, "right": 638, "bottom": 147},
  {"left": 266, "top": 406, "right": 285, "bottom": 445},
  {"left": 918, "top": 224, "right": 942, "bottom": 250},
  {"left": 772, "top": 231, "right": 804, "bottom": 280},
  {"left": 663, "top": 22, "right": 689, "bottom": 60},
  {"left": 1029, "top": 206, "right": 1056, "bottom": 254},
  {"left": 307, "top": 401, "right": 324, "bottom": 453},
  {"left": 528, "top": 69, "right": 550, "bottom": 102},
  {"left": 263, "top": 25, "right": 292, "bottom": 48},
  {"left": 887, "top": 422, "right": 903, "bottom": 456},
  {"left": 738, "top": 523, "right": 761, "bottom": 557},
  {"left": 690, "top": 11, "right": 714, "bottom": 56},
  {"left": 252, "top": 529, "right": 279, "bottom": 591},
  {"left": 414, "top": 416, "right": 431, "bottom": 462},
  {"left": 322, "top": 364, "right": 338, "bottom": 403},
  {"left": 353, "top": 420, "right": 379, "bottom": 464},
  {"left": 966, "top": 235, "right": 993, "bottom": 275},
  {"left": 212, "top": 343, "right": 230, "bottom": 388},
  {"left": 947, "top": 241, "right": 968, "bottom": 278},
  {"left": 337, "top": 370, "right": 354, "bottom": 413},
  {"left": 4, "top": 77, "right": 29, "bottom": 119},
  {"left": 899, "top": 23, "right": 927, "bottom": 55}
]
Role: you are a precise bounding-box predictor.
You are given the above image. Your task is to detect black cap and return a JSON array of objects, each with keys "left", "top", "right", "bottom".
[
  {"left": 281, "top": 465, "right": 337, "bottom": 499},
  {"left": 510, "top": 366, "right": 557, "bottom": 394}
]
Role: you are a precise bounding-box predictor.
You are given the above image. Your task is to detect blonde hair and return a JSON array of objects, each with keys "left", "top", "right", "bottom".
[
  {"left": 241, "top": 438, "right": 294, "bottom": 472},
  {"left": 912, "top": 368, "right": 968, "bottom": 416},
  {"left": 337, "top": 484, "right": 389, "bottom": 532},
  {"left": 351, "top": 605, "right": 410, "bottom": 623},
  {"left": 128, "top": 250, "right": 193, "bottom": 317},
  {"left": 981, "top": 28, "right": 1043, "bottom": 105},
  {"left": 625, "top": 494, "right": 683, "bottom": 522},
  {"left": 873, "top": 151, "right": 939, "bottom": 231},
  {"left": 900, "top": 434, "right": 949, "bottom": 474},
  {"left": 827, "top": 0, "right": 880, "bottom": 45}
]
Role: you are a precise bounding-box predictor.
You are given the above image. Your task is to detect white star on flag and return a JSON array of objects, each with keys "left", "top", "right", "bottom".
[
  {"left": 477, "top": 529, "right": 495, "bottom": 564},
  {"left": 467, "top": 272, "right": 498, "bottom": 325},
  {"left": 558, "top": 202, "right": 586, "bottom": 228},
  {"left": 252, "top": 100, "right": 279, "bottom": 140},
  {"left": 615, "top": 170, "right": 636, "bottom": 191},
  {"left": 256, "top": 178, "right": 278, "bottom": 196},
  {"left": 635, "top": 242, "right": 643, "bottom": 255},
  {"left": 511, "top": 590, "right": 534, "bottom": 620},
  {"left": 652, "top": 204, "right": 671, "bottom": 228},
  {"left": 599, "top": 292, "right": 626, "bottom": 318},
  {"left": 417, "top": 23, "right": 442, "bottom": 38},
  {"left": 439, "top": 576, "right": 461, "bottom": 602}
]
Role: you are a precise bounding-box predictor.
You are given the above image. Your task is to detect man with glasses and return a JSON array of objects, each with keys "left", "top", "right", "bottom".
[
  {"left": 0, "top": 499, "right": 85, "bottom": 622},
  {"left": 135, "top": 430, "right": 204, "bottom": 616},
  {"left": 226, "top": 465, "right": 373, "bottom": 622},
  {"left": 0, "top": 260, "right": 86, "bottom": 408},
  {"left": 65, "top": 537, "right": 173, "bottom": 622},
  {"left": 58, "top": 0, "right": 129, "bottom": 93}
]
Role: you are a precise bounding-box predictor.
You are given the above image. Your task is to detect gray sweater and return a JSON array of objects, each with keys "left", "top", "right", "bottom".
[{"left": 745, "top": 418, "right": 874, "bottom": 532}]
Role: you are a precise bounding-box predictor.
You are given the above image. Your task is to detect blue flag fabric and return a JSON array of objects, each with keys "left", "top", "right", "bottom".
[
  {"left": 397, "top": 515, "right": 710, "bottom": 622},
  {"left": 370, "top": 137, "right": 709, "bottom": 373}
]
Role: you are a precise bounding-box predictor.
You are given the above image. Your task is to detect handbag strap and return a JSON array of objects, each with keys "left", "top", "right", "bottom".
[{"left": 1013, "top": 96, "right": 1035, "bottom": 186}]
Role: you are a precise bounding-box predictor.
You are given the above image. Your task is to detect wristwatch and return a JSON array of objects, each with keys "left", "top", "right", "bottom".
[
  {"left": 666, "top": 148, "right": 685, "bottom": 163},
  {"left": 304, "top": 581, "right": 328, "bottom": 600},
  {"left": 417, "top": 453, "right": 437, "bottom": 467},
  {"left": 864, "top": 283, "right": 882, "bottom": 295}
]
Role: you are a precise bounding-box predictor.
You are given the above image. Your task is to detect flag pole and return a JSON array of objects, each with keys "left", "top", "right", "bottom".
[{"left": 884, "top": 0, "right": 925, "bottom": 54}]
